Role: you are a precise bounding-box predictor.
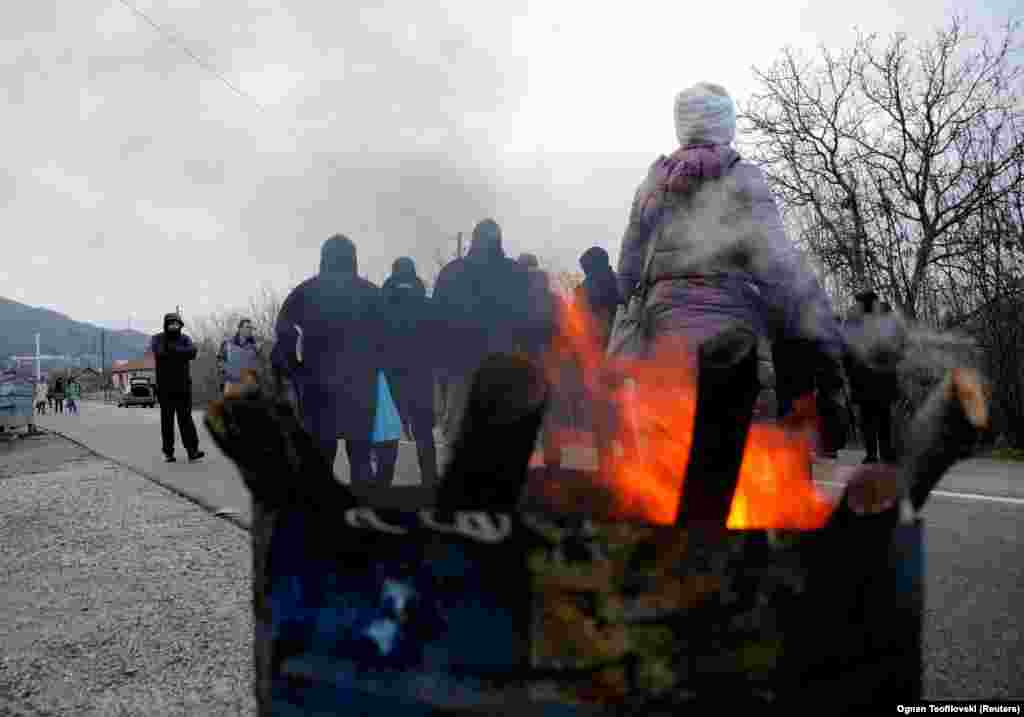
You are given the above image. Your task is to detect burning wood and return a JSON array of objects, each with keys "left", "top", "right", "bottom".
[
  {"left": 824, "top": 368, "right": 987, "bottom": 528},
  {"left": 902, "top": 367, "right": 988, "bottom": 511}
]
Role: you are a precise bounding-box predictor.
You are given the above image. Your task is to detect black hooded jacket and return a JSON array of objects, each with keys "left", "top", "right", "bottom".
[
  {"left": 378, "top": 258, "right": 437, "bottom": 422},
  {"left": 432, "top": 223, "right": 531, "bottom": 374},
  {"left": 150, "top": 312, "right": 198, "bottom": 395},
  {"left": 576, "top": 247, "right": 623, "bottom": 345},
  {"left": 271, "top": 235, "right": 384, "bottom": 441},
  {"left": 380, "top": 259, "right": 434, "bottom": 371}
]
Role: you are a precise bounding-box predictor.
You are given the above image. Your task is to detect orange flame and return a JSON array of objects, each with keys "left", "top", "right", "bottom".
[{"left": 540, "top": 293, "right": 834, "bottom": 530}]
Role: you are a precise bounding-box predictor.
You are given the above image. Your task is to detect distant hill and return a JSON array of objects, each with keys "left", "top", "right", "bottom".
[{"left": 0, "top": 297, "right": 151, "bottom": 366}]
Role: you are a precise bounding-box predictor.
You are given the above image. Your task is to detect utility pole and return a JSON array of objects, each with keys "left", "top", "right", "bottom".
[
  {"left": 100, "top": 329, "right": 106, "bottom": 401},
  {"left": 35, "top": 333, "right": 41, "bottom": 382},
  {"left": 456, "top": 232, "right": 464, "bottom": 259}
]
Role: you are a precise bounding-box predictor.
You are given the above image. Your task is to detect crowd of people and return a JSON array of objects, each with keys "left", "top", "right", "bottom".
[
  {"left": 33, "top": 375, "right": 83, "bottom": 417},
  {"left": 146, "top": 81, "right": 907, "bottom": 482}
]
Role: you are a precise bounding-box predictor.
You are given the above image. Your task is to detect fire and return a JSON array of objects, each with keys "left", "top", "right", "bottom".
[{"left": 541, "top": 293, "right": 834, "bottom": 530}]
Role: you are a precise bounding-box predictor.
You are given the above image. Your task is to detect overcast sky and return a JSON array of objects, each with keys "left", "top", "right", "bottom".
[{"left": 1, "top": 0, "right": 1015, "bottom": 335}]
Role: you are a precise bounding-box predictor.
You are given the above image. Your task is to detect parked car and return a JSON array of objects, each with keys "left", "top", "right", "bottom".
[{"left": 118, "top": 377, "right": 157, "bottom": 408}]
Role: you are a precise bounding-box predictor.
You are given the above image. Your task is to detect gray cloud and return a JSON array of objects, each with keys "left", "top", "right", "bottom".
[{"left": 0, "top": 0, "right": 992, "bottom": 335}]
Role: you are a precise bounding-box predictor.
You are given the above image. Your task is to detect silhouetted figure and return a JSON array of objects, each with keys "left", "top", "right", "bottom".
[
  {"left": 433, "top": 219, "right": 530, "bottom": 442},
  {"left": 151, "top": 312, "right": 204, "bottom": 462},
  {"left": 53, "top": 376, "right": 65, "bottom": 414},
  {"left": 843, "top": 290, "right": 905, "bottom": 464},
  {"left": 272, "top": 235, "right": 385, "bottom": 482},
  {"left": 380, "top": 257, "right": 439, "bottom": 488}
]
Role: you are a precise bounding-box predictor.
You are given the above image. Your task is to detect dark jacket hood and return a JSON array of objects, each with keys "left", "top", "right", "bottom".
[
  {"left": 579, "top": 247, "right": 611, "bottom": 276},
  {"left": 382, "top": 272, "right": 427, "bottom": 300},
  {"left": 467, "top": 219, "right": 504, "bottom": 263},
  {"left": 319, "top": 234, "right": 358, "bottom": 275},
  {"left": 163, "top": 313, "right": 184, "bottom": 330},
  {"left": 579, "top": 247, "right": 622, "bottom": 310}
]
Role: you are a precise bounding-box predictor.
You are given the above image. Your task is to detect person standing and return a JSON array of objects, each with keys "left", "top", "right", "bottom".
[
  {"left": 151, "top": 312, "right": 204, "bottom": 463},
  {"left": 576, "top": 247, "right": 623, "bottom": 349},
  {"left": 433, "top": 219, "right": 530, "bottom": 442},
  {"left": 217, "top": 318, "right": 262, "bottom": 398},
  {"left": 35, "top": 380, "right": 48, "bottom": 415},
  {"left": 65, "top": 376, "right": 81, "bottom": 415},
  {"left": 575, "top": 246, "right": 626, "bottom": 474},
  {"left": 843, "top": 289, "right": 904, "bottom": 464},
  {"left": 272, "top": 234, "right": 384, "bottom": 483},
  {"left": 613, "top": 82, "right": 844, "bottom": 512},
  {"left": 53, "top": 376, "right": 65, "bottom": 414},
  {"left": 380, "top": 257, "right": 439, "bottom": 488}
]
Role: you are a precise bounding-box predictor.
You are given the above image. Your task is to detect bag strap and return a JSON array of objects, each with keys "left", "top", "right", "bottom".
[{"left": 636, "top": 225, "right": 659, "bottom": 301}]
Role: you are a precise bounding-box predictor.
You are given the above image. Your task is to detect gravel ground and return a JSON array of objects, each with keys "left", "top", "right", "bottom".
[{"left": 0, "top": 432, "right": 255, "bottom": 716}]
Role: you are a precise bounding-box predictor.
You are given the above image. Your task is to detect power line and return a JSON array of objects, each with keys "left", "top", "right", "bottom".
[{"left": 116, "top": 0, "right": 267, "bottom": 112}]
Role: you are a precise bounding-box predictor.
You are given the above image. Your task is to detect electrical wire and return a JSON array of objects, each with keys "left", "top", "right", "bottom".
[{"left": 115, "top": 0, "right": 267, "bottom": 112}]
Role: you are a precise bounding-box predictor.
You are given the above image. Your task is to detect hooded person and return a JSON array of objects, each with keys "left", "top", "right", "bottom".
[
  {"left": 576, "top": 246, "right": 623, "bottom": 349},
  {"left": 842, "top": 289, "right": 906, "bottom": 464},
  {"left": 272, "top": 234, "right": 385, "bottom": 480},
  {"left": 614, "top": 82, "right": 843, "bottom": 477},
  {"left": 516, "top": 252, "right": 558, "bottom": 359},
  {"left": 572, "top": 246, "right": 627, "bottom": 474},
  {"left": 380, "top": 256, "right": 439, "bottom": 487},
  {"left": 514, "top": 252, "right": 568, "bottom": 470},
  {"left": 432, "top": 219, "right": 532, "bottom": 441},
  {"left": 150, "top": 312, "right": 204, "bottom": 462}
]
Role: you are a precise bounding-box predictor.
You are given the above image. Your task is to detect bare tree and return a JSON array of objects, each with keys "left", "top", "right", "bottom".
[{"left": 741, "top": 16, "right": 1024, "bottom": 318}]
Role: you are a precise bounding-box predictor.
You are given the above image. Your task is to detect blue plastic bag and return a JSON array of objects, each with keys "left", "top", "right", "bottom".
[{"left": 371, "top": 371, "right": 402, "bottom": 443}]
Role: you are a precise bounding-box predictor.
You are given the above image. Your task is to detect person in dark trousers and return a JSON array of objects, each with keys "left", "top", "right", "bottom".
[
  {"left": 151, "top": 312, "right": 204, "bottom": 463},
  {"left": 53, "top": 376, "right": 65, "bottom": 414},
  {"left": 843, "top": 289, "right": 904, "bottom": 464},
  {"left": 272, "top": 234, "right": 384, "bottom": 483},
  {"left": 432, "top": 219, "right": 531, "bottom": 442},
  {"left": 576, "top": 246, "right": 627, "bottom": 474},
  {"left": 380, "top": 257, "right": 440, "bottom": 488}
]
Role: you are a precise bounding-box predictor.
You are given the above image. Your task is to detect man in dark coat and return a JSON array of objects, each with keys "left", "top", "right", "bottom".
[
  {"left": 380, "top": 257, "right": 439, "bottom": 487},
  {"left": 151, "top": 312, "right": 204, "bottom": 462},
  {"left": 842, "top": 289, "right": 905, "bottom": 464},
  {"left": 432, "top": 219, "right": 530, "bottom": 441},
  {"left": 576, "top": 246, "right": 623, "bottom": 349},
  {"left": 272, "top": 234, "right": 383, "bottom": 481}
]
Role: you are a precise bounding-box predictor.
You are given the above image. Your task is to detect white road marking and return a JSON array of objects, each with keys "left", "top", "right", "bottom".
[{"left": 816, "top": 480, "right": 1024, "bottom": 507}]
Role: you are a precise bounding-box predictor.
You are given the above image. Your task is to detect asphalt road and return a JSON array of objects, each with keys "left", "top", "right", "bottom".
[{"left": 36, "top": 399, "right": 1024, "bottom": 700}]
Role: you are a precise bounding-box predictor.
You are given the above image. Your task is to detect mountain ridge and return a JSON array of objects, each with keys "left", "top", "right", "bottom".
[{"left": 1, "top": 296, "right": 151, "bottom": 365}]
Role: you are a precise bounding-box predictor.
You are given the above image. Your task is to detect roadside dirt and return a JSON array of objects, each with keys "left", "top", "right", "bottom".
[{"left": 0, "top": 431, "right": 255, "bottom": 716}]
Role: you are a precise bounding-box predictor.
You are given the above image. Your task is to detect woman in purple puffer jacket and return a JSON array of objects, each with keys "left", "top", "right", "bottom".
[{"left": 615, "top": 83, "right": 844, "bottom": 514}]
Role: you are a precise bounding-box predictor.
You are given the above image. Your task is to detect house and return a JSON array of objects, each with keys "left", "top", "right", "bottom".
[{"left": 110, "top": 354, "right": 156, "bottom": 391}]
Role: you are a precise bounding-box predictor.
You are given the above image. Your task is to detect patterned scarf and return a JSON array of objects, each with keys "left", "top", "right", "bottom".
[{"left": 638, "top": 144, "right": 741, "bottom": 226}]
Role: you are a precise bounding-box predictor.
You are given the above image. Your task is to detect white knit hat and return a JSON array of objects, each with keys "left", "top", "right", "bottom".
[{"left": 674, "top": 82, "right": 737, "bottom": 146}]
